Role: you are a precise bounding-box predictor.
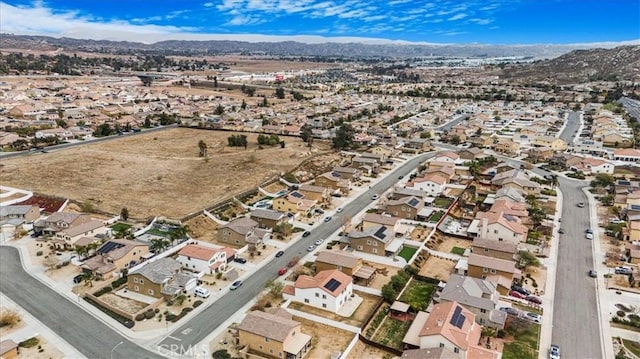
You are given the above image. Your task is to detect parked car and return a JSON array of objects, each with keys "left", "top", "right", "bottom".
[
  {"left": 526, "top": 312, "right": 542, "bottom": 323},
  {"left": 615, "top": 266, "right": 633, "bottom": 275},
  {"left": 278, "top": 268, "right": 287, "bottom": 276},
  {"left": 336, "top": 207, "right": 343, "bottom": 213},
  {"left": 331, "top": 193, "right": 343, "bottom": 198},
  {"left": 577, "top": 202, "right": 585, "bottom": 208},
  {"left": 324, "top": 216, "right": 332, "bottom": 222},
  {"left": 315, "top": 208, "right": 325, "bottom": 214},
  {"left": 509, "top": 290, "right": 526, "bottom": 299},
  {"left": 314, "top": 238, "right": 324, "bottom": 246},
  {"left": 307, "top": 245, "right": 316, "bottom": 252},
  {"left": 371, "top": 194, "right": 379, "bottom": 200},
  {"left": 526, "top": 295, "right": 542, "bottom": 304},
  {"left": 230, "top": 280, "right": 243, "bottom": 290},
  {"left": 588, "top": 270, "right": 597, "bottom": 278},
  {"left": 511, "top": 285, "right": 531, "bottom": 296},
  {"left": 302, "top": 231, "right": 311, "bottom": 237},
  {"left": 586, "top": 228, "right": 593, "bottom": 234},
  {"left": 499, "top": 307, "right": 519, "bottom": 316},
  {"left": 549, "top": 344, "right": 561, "bottom": 359},
  {"left": 558, "top": 228, "right": 565, "bottom": 234},
  {"left": 275, "top": 250, "right": 284, "bottom": 258},
  {"left": 194, "top": 286, "right": 211, "bottom": 298},
  {"left": 585, "top": 233, "right": 593, "bottom": 240},
  {"left": 73, "top": 274, "right": 84, "bottom": 284},
  {"left": 398, "top": 175, "right": 404, "bottom": 179},
  {"left": 233, "top": 257, "right": 247, "bottom": 264}
]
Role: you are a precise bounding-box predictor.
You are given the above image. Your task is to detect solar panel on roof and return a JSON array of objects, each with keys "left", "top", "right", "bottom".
[
  {"left": 408, "top": 198, "right": 420, "bottom": 207},
  {"left": 374, "top": 226, "right": 387, "bottom": 240},
  {"left": 98, "top": 241, "right": 124, "bottom": 254},
  {"left": 619, "top": 180, "right": 631, "bottom": 185},
  {"left": 331, "top": 172, "right": 342, "bottom": 177},
  {"left": 450, "top": 306, "right": 466, "bottom": 329},
  {"left": 324, "top": 278, "right": 341, "bottom": 292},
  {"left": 290, "top": 191, "right": 304, "bottom": 198}
]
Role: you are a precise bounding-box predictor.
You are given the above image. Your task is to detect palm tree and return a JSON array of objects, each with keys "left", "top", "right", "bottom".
[
  {"left": 549, "top": 174, "right": 559, "bottom": 189},
  {"left": 76, "top": 245, "right": 89, "bottom": 260},
  {"left": 150, "top": 237, "right": 170, "bottom": 253},
  {"left": 81, "top": 271, "right": 95, "bottom": 287}
]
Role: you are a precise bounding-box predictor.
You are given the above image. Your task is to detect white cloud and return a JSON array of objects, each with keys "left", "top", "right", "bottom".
[
  {"left": 469, "top": 18, "right": 494, "bottom": 25},
  {"left": 203, "top": 2, "right": 214, "bottom": 7},
  {"left": 448, "top": 13, "right": 467, "bottom": 21}
]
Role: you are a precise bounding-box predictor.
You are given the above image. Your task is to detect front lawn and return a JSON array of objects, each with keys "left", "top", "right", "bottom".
[
  {"left": 451, "top": 246, "right": 466, "bottom": 256},
  {"left": 398, "top": 280, "right": 435, "bottom": 311},
  {"left": 398, "top": 246, "right": 417, "bottom": 262},
  {"left": 503, "top": 324, "right": 540, "bottom": 359}
]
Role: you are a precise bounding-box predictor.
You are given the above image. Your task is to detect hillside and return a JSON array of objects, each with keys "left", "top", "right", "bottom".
[{"left": 499, "top": 45, "right": 640, "bottom": 83}]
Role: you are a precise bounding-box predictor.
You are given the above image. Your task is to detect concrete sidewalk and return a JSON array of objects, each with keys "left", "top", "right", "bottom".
[{"left": 283, "top": 307, "right": 360, "bottom": 333}]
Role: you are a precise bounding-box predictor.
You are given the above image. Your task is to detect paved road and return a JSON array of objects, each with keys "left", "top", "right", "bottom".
[
  {"left": 558, "top": 111, "right": 581, "bottom": 144},
  {"left": 0, "top": 246, "right": 164, "bottom": 359},
  {"left": 0, "top": 124, "right": 177, "bottom": 159},
  {"left": 551, "top": 177, "right": 602, "bottom": 359},
  {"left": 158, "top": 152, "right": 436, "bottom": 354},
  {"left": 437, "top": 114, "right": 470, "bottom": 132},
  {"left": 618, "top": 97, "right": 640, "bottom": 121}
]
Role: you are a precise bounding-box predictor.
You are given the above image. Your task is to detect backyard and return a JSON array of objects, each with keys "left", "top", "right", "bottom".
[
  {"left": 433, "top": 197, "right": 454, "bottom": 208},
  {"left": 398, "top": 246, "right": 418, "bottom": 263},
  {"left": 502, "top": 324, "right": 540, "bottom": 359},
  {"left": 398, "top": 279, "right": 436, "bottom": 312},
  {"left": 417, "top": 255, "right": 456, "bottom": 282},
  {"left": 370, "top": 316, "right": 413, "bottom": 350}
]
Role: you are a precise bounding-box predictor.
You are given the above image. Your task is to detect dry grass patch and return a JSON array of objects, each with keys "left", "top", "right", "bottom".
[
  {"left": 418, "top": 256, "right": 456, "bottom": 281},
  {"left": 292, "top": 316, "right": 354, "bottom": 359}
]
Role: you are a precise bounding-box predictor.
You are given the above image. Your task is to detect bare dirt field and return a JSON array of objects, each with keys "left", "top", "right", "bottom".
[
  {"left": 367, "top": 265, "right": 400, "bottom": 290},
  {"left": 346, "top": 339, "right": 392, "bottom": 359},
  {"left": 14, "top": 336, "right": 64, "bottom": 359},
  {"left": 418, "top": 256, "right": 456, "bottom": 281},
  {"left": 0, "top": 128, "right": 329, "bottom": 219},
  {"left": 434, "top": 236, "right": 473, "bottom": 254},
  {"left": 184, "top": 214, "right": 220, "bottom": 242},
  {"left": 288, "top": 291, "right": 380, "bottom": 327},
  {"left": 292, "top": 316, "right": 355, "bottom": 359}
]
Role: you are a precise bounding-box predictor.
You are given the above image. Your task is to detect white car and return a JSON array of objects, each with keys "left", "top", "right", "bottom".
[
  {"left": 314, "top": 238, "right": 324, "bottom": 246},
  {"left": 525, "top": 312, "right": 542, "bottom": 323},
  {"left": 371, "top": 194, "right": 379, "bottom": 200},
  {"left": 585, "top": 233, "right": 593, "bottom": 240},
  {"left": 194, "top": 286, "right": 210, "bottom": 298},
  {"left": 336, "top": 207, "right": 343, "bottom": 213}
]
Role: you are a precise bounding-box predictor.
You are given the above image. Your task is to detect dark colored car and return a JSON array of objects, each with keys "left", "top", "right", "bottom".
[
  {"left": 275, "top": 250, "right": 285, "bottom": 258},
  {"left": 558, "top": 228, "right": 565, "bottom": 234},
  {"left": 233, "top": 257, "right": 247, "bottom": 264},
  {"left": 509, "top": 290, "right": 526, "bottom": 299},
  {"left": 73, "top": 274, "right": 84, "bottom": 284},
  {"left": 526, "top": 295, "right": 542, "bottom": 304},
  {"left": 511, "top": 285, "right": 531, "bottom": 296},
  {"left": 499, "top": 307, "right": 519, "bottom": 316},
  {"left": 302, "top": 231, "right": 311, "bottom": 237}
]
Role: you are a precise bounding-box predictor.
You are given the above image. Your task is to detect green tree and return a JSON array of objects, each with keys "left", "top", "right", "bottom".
[
  {"left": 332, "top": 123, "right": 355, "bottom": 150},
  {"left": 214, "top": 104, "right": 225, "bottom": 115},
  {"left": 241, "top": 99, "right": 247, "bottom": 109},
  {"left": 518, "top": 250, "right": 541, "bottom": 268},
  {"left": 261, "top": 96, "right": 269, "bottom": 107},
  {"left": 600, "top": 194, "right": 614, "bottom": 206},
  {"left": 150, "top": 237, "right": 171, "bottom": 253},
  {"left": 275, "top": 87, "right": 285, "bottom": 99},
  {"left": 591, "top": 173, "right": 615, "bottom": 188},
  {"left": 120, "top": 207, "right": 129, "bottom": 221},
  {"left": 450, "top": 135, "right": 461, "bottom": 145}
]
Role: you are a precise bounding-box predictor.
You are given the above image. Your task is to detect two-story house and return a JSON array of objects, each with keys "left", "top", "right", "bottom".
[
  {"left": 0, "top": 205, "right": 40, "bottom": 223},
  {"left": 347, "top": 225, "right": 403, "bottom": 257},
  {"left": 385, "top": 196, "right": 424, "bottom": 220},
  {"left": 238, "top": 309, "right": 312, "bottom": 359},
  {"left": 177, "top": 244, "right": 235, "bottom": 274},
  {"left": 82, "top": 239, "right": 149, "bottom": 279},
  {"left": 54, "top": 220, "right": 108, "bottom": 249},
  {"left": 298, "top": 184, "right": 332, "bottom": 205},
  {"left": 218, "top": 217, "right": 270, "bottom": 250},
  {"left": 467, "top": 254, "right": 521, "bottom": 294},
  {"left": 250, "top": 209, "right": 286, "bottom": 230},
  {"left": 360, "top": 213, "right": 401, "bottom": 235},
  {"left": 314, "top": 250, "right": 377, "bottom": 285},
  {"left": 474, "top": 211, "right": 528, "bottom": 245},
  {"left": 331, "top": 166, "right": 360, "bottom": 180},
  {"left": 34, "top": 212, "right": 93, "bottom": 236},
  {"left": 407, "top": 174, "right": 448, "bottom": 195},
  {"left": 402, "top": 301, "right": 500, "bottom": 359},
  {"left": 314, "top": 172, "right": 351, "bottom": 195},
  {"left": 434, "top": 274, "right": 506, "bottom": 329},
  {"left": 272, "top": 192, "right": 317, "bottom": 216},
  {"left": 471, "top": 237, "right": 518, "bottom": 261},
  {"left": 127, "top": 257, "right": 197, "bottom": 299},
  {"left": 283, "top": 269, "right": 353, "bottom": 314}
]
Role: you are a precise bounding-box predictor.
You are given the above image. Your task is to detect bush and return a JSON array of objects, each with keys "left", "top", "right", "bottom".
[
  {"left": 0, "top": 308, "right": 20, "bottom": 327},
  {"left": 94, "top": 286, "right": 112, "bottom": 297},
  {"left": 144, "top": 310, "right": 155, "bottom": 319},
  {"left": 19, "top": 337, "right": 40, "bottom": 348},
  {"left": 617, "top": 311, "right": 626, "bottom": 317},
  {"left": 165, "top": 313, "right": 177, "bottom": 321},
  {"left": 154, "top": 308, "right": 160, "bottom": 313},
  {"left": 629, "top": 314, "right": 640, "bottom": 321},
  {"left": 36, "top": 251, "right": 43, "bottom": 256},
  {"left": 212, "top": 349, "right": 232, "bottom": 359},
  {"left": 182, "top": 307, "right": 193, "bottom": 313},
  {"left": 193, "top": 300, "right": 203, "bottom": 308},
  {"left": 497, "top": 329, "right": 506, "bottom": 338},
  {"left": 111, "top": 277, "right": 127, "bottom": 289},
  {"left": 135, "top": 313, "right": 145, "bottom": 321}
]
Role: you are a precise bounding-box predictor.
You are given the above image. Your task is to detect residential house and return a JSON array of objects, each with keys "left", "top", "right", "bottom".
[
  {"left": 238, "top": 309, "right": 312, "bottom": 359},
  {"left": 467, "top": 254, "right": 521, "bottom": 294},
  {"left": 331, "top": 166, "right": 360, "bottom": 180},
  {"left": 403, "top": 138, "right": 432, "bottom": 153},
  {"left": 0, "top": 205, "right": 40, "bottom": 223},
  {"left": 314, "top": 250, "right": 376, "bottom": 285},
  {"left": 250, "top": 209, "right": 286, "bottom": 230},
  {"left": 127, "top": 257, "right": 197, "bottom": 299},
  {"left": 399, "top": 348, "right": 458, "bottom": 359},
  {"left": 488, "top": 198, "right": 528, "bottom": 220},
  {"left": 272, "top": 192, "right": 317, "bottom": 216},
  {"left": 532, "top": 136, "right": 567, "bottom": 151},
  {"left": 402, "top": 301, "right": 500, "bottom": 359},
  {"left": 34, "top": 212, "right": 93, "bottom": 236},
  {"left": 494, "top": 187, "right": 526, "bottom": 203},
  {"left": 432, "top": 151, "right": 461, "bottom": 164},
  {"left": 612, "top": 148, "right": 640, "bottom": 163},
  {"left": 298, "top": 184, "right": 332, "bottom": 204},
  {"left": 282, "top": 269, "right": 353, "bottom": 314},
  {"left": 474, "top": 211, "right": 528, "bottom": 245},
  {"left": 491, "top": 169, "right": 540, "bottom": 194},
  {"left": 569, "top": 157, "right": 615, "bottom": 174},
  {"left": 603, "top": 132, "right": 634, "bottom": 148},
  {"left": 471, "top": 237, "right": 518, "bottom": 261},
  {"left": 177, "top": 244, "right": 234, "bottom": 274},
  {"left": 434, "top": 274, "right": 506, "bottom": 329},
  {"left": 82, "top": 239, "right": 149, "bottom": 279},
  {"left": 457, "top": 147, "right": 485, "bottom": 161},
  {"left": 625, "top": 242, "right": 640, "bottom": 264},
  {"left": 526, "top": 146, "right": 554, "bottom": 163},
  {"left": 347, "top": 225, "right": 403, "bottom": 257},
  {"left": 218, "top": 217, "right": 270, "bottom": 250},
  {"left": 407, "top": 174, "right": 448, "bottom": 195},
  {"left": 492, "top": 138, "right": 520, "bottom": 156},
  {"left": 386, "top": 196, "right": 424, "bottom": 220},
  {"left": 0, "top": 339, "right": 18, "bottom": 359},
  {"left": 54, "top": 220, "right": 108, "bottom": 248},
  {"left": 351, "top": 156, "right": 379, "bottom": 174},
  {"left": 360, "top": 213, "right": 402, "bottom": 234},
  {"left": 314, "top": 172, "right": 351, "bottom": 194}
]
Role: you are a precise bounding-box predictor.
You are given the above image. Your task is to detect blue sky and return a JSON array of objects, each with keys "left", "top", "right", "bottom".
[{"left": 1, "top": 1, "right": 638, "bottom": 44}]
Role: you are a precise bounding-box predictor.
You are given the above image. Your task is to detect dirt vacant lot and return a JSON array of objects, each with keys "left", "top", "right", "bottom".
[{"left": 0, "top": 128, "right": 329, "bottom": 218}]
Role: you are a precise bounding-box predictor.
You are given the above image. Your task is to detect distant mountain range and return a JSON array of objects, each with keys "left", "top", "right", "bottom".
[
  {"left": 0, "top": 33, "right": 637, "bottom": 60},
  {"left": 500, "top": 45, "right": 640, "bottom": 83}
]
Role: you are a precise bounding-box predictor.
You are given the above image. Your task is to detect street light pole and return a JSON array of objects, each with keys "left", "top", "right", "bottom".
[{"left": 110, "top": 341, "right": 123, "bottom": 359}]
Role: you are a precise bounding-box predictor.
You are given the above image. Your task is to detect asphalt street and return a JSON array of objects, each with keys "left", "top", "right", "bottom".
[
  {"left": 558, "top": 111, "right": 581, "bottom": 145},
  {"left": 619, "top": 97, "right": 640, "bottom": 121},
  {"left": 437, "top": 114, "right": 470, "bottom": 131},
  {"left": 551, "top": 177, "right": 602, "bottom": 359},
  {"left": 158, "top": 152, "right": 436, "bottom": 354},
  {"left": 0, "top": 246, "right": 164, "bottom": 359}
]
